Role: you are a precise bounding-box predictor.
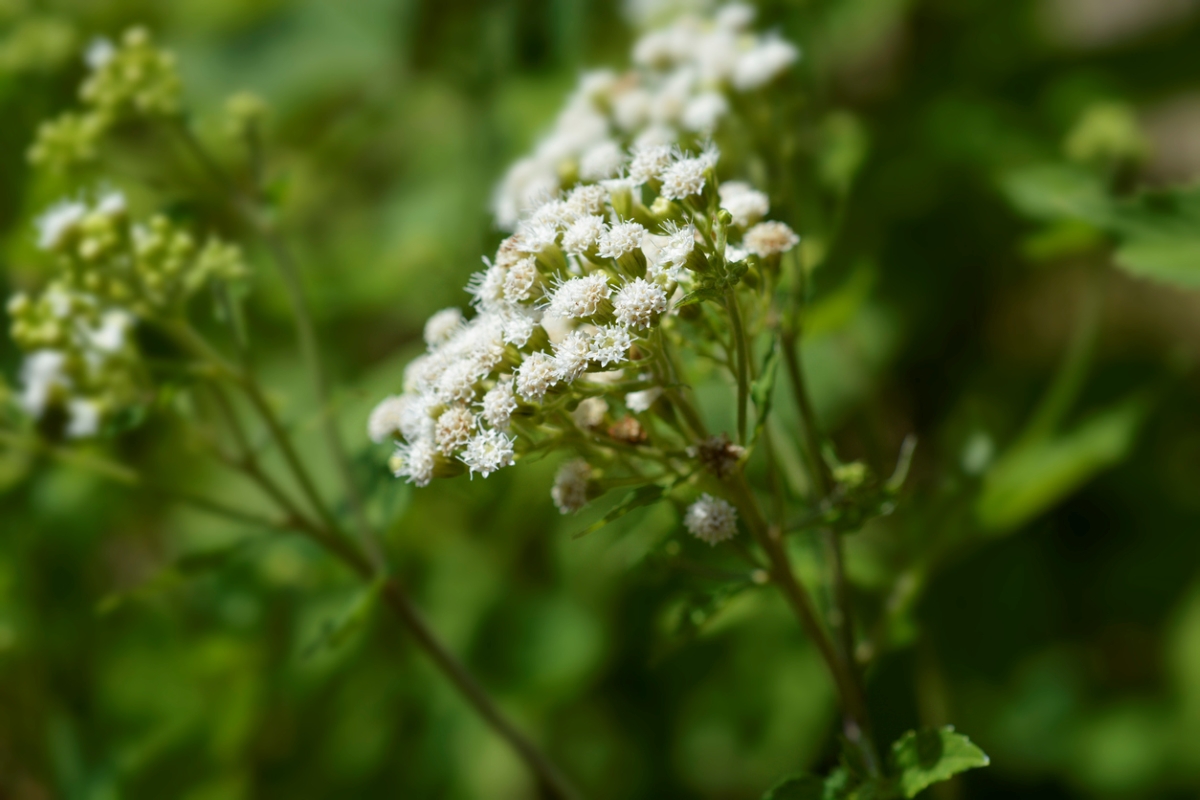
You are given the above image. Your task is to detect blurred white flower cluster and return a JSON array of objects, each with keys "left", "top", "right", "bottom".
[{"left": 492, "top": 2, "right": 799, "bottom": 229}]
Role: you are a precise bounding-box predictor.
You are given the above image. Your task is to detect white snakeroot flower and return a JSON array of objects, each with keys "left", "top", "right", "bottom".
[
  {"left": 460, "top": 429, "right": 515, "bottom": 478},
  {"left": 579, "top": 140, "right": 626, "bottom": 181},
  {"left": 96, "top": 191, "right": 126, "bottom": 217},
  {"left": 467, "top": 263, "right": 507, "bottom": 312},
  {"left": 566, "top": 184, "right": 608, "bottom": 218},
  {"left": 684, "top": 494, "right": 739, "bottom": 545},
  {"left": 503, "top": 257, "right": 540, "bottom": 303},
  {"left": 633, "top": 124, "right": 677, "bottom": 150},
  {"left": 629, "top": 143, "right": 673, "bottom": 185},
  {"left": 65, "top": 398, "right": 101, "bottom": 439},
  {"left": 733, "top": 37, "right": 800, "bottom": 91},
  {"left": 398, "top": 393, "right": 436, "bottom": 441},
  {"left": 626, "top": 387, "right": 664, "bottom": 412},
  {"left": 368, "top": 395, "right": 407, "bottom": 443},
  {"left": 744, "top": 221, "right": 800, "bottom": 257},
  {"left": 36, "top": 200, "right": 88, "bottom": 251},
  {"left": 612, "top": 87, "right": 652, "bottom": 132},
  {"left": 682, "top": 92, "right": 729, "bottom": 133},
  {"left": 18, "top": 349, "right": 69, "bottom": 416},
  {"left": 716, "top": 3, "right": 756, "bottom": 30},
  {"left": 551, "top": 459, "right": 592, "bottom": 514},
  {"left": 392, "top": 438, "right": 437, "bottom": 487},
  {"left": 87, "top": 310, "right": 133, "bottom": 353},
  {"left": 719, "top": 181, "right": 770, "bottom": 228},
  {"left": 572, "top": 397, "right": 608, "bottom": 428},
  {"left": 516, "top": 351, "right": 561, "bottom": 403},
  {"left": 424, "top": 307, "right": 464, "bottom": 347},
  {"left": 435, "top": 405, "right": 477, "bottom": 455},
  {"left": 614, "top": 278, "right": 667, "bottom": 329},
  {"left": 587, "top": 324, "right": 633, "bottom": 366},
  {"left": 500, "top": 307, "right": 540, "bottom": 347},
  {"left": 404, "top": 353, "right": 443, "bottom": 394},
  {"left": 562, "top": 214, "right": 607, "bottom": 255},
  {"left": 553, "top": 330, "right": 593, "bottom": 381},
  {"left": 598, "top": 221, "right": 646, "bottom": 260},
  {"left": 660, "top": 155, "right": 710, "bottom": 201},
  {"left": 481, "top": 380, "right": 519, "bottom": 429},
  {"left": 515, "top": 219, "right": 560, "bottom": 253},
  {"left": 548, "top": 273, "right": 611, "bottom": 319},
  {"left": 648, "top": 222, "right": 696, "bottom": 280},
  {"left": 434, "top": 358, "right": 481, "bottom": 405},
  {"left": 85, "top": 37, "right": 117, "bottom": 70}
]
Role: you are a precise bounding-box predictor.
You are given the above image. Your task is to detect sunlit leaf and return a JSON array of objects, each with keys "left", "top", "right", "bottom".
[{"left": 890, "top": 726, "right": 989, "bottom": 797}]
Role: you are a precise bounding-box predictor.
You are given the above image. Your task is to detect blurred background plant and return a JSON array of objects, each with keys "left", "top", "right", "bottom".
[{"left": 1, "top": 0, "right": 1200, "bottom": 798}]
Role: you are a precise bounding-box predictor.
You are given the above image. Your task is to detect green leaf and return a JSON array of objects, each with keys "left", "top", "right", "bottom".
[
  {"left": 303, "top": 577, "right": 386, "bottom": 657},
  {"left": 818, "top": 112, "right": 869, "bottom": 197},
  {"left": 890, "top": 726, "right": 990, "bottom": 798},
  {"left": 762, "top": 774, "right": 828, "bottom": 800},
  {"left": 977, "top": 392, "right": 1150, "bottom": 531},
  {"left": 1114, "top": 235, "right": 1200, "bottom": 288},
  {"left": 573, "top": 483, "right": 666, "bottom": 539},
  {"left": 1000, "top": 164, "right": 1110, "bottom": 227}
]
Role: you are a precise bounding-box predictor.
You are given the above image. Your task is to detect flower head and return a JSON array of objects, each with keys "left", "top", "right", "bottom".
[
  {"left": 684, "top": 494, "right": 739, "bottom": 545},
  {"left": 516, "top": 351, "right": 561, "bottom": 403},
  {"left": 744, "top": 221, "right": 800, "bottom": 257},
  {"left": 392, "top": 438, "right": 437, "bottom": 487},
  {"left": 551, "top": 459, "right": 592, "bottom": 514},
  {"left": 548, "top": 273, "right": 612, "bottom": 320},
  {"left": 481, "top": 379, "right": 519, "bottom": 429},
  {"left": 435, "top": 405, "right": 477, "bottom": 455},
  {"left": 598, "top": 221, "right": 646, "bottom": 260},
  {"left": 613, "top": 278, "right": 667, "bottom": 329},
  {"left": 460, "top": 428, "right": 516, "bottom": 477}
]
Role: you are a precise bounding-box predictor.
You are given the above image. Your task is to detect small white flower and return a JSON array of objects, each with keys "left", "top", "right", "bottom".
[
  {"left": 625, "top": 387, "right": 663, "bottom": 413},
  {"left": 551, "top": 459, "right": 592, "bottom": 514},
  {"left": 614, "top": 278, "right": 667, "bottom": 329},
  {"left": 500, "top": 307, "right": 540, "bottom": 347},
  {"left": 579, "top": 140, "right": 626, "bottom": 181},
  {"left": 460, "top": 428, "right": 516, "bottom": 477},
  {"left": 648, "top": 222, "right": 696, "bottom": 280},
  {"left": 403, "top": 353, "right": 443, "bottom": 394},
  {"left": 553, "top": 329, "right": 593, "bottom": 381},
  {"left": 503, "top": 257, "right": 540, "bottom": 303},
  {"left": 367, "top": 395, "right": 407, "bottom": 443},
  {"left": 96, "top": 190, "right": 126, "bottom": 217},
  {"left": 660, "top": 155, "right": 710, "bottom": 201},
  {"left": 18, "top": 349, "right": 68, "bottom": 417},
  {"left": 684, "top": 494, "right": 739, "bottom": 545},
  {"left": 562, "top": 214, "right": 608, "bottom": 256},
  {"left": 481, "top": 379, "right": 519, "bottom": 429},
  {"left": 732, "top": 37, "right": 800, "bottom": 91},
  {"left": 85, "top": 37, "right": 116, "bottom": 70},
  {"left": 566, "top": 184, "right": 608, "bottom": 218},
  {"left": 35, "top": 200, "right": 88, "bottom": 251},
  {"left": 548, "top": 273, "right": 611, "bottom": 319},
  {"left": 65, "top": 398, "right": 101, "bottom": 439},
  {"left": 435, "top": 405, "right": 477, "bottom": 455},
  {"left": 719, "top": 182, "right": 770, "bottom": 228},
  {"left": 434, "top": 358, "right": 481, "bottom": 405},
  {"left": 628, "top": 143, "right": 676, "bottom": 185},
  {"left": 86, "top": 310, "right": 133, "bottom": 353},
  {"left": 682, "top": 92, "right": 729, "bottom": 134},
  {"left": 516, "top": 351, "right": 561, "bottom": 403},
  {"left": 611, "top": 87, "right": 652, "bottom": 132},
  {"left": 744, "top": 221, "right": 800, "bottom": 257},
  {"left": 467, "top": 263, "right": 507, "bottom": 312},
  {"left": 392, "top": 438, "right": 437, "bottom": 487},
  {"left": 397, "top": 393, "right": 437, "bottom": 441},
  {"left": 571, "top": 397, "right": 608, "bottom": 428},
  {"left": 587, "top": 325, "right": 632, "bottom": 367},
  {"left": 598, "top": 221, "right": 646, "bottom": 260},
  {"left": 424, "top": 307, "right": 464, "bottom": 348}
]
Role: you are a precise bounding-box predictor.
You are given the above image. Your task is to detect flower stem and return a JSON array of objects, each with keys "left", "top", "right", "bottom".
[{"left": 726, "top": 290, "right": 751, "bottom": 444}]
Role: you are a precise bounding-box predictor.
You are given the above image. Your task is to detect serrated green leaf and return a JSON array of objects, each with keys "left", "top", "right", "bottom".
[
  {"left": 890, "top": 726, "right": 989, "bottom": 797},
  {"left": 977, "top": 392, "right": 1150, "bottom": 531},
  {"left": 573, "top": 483, "right": 666, "bottom": 539}
]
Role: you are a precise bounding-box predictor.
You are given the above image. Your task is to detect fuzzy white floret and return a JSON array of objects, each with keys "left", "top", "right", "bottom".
[
  {"left": 684, "top": 494, "right": 739, "bottom": 545},
  {"left": 571, "top": 397, "right": 608, "bottom": 428},
  {"left": 65, "top": 398, "right": 101, "bottom": 439},
  {"left": 598, "top": 221, "right": 647, "bottom": 260},
  {"left": 744, "top": 220, "right": 800, "bottom": 257},
  {"left": 551, "top": 458, "right": 592, "bottom": 514},
  {"left": 566, "top": 184, "right": 608, "bottom": 218},
  {"left": 614, "top": 278, "right": 667, "bottom": 329},
  {"left": 587, "top": 324, "right": 633, "bottom": 366},
  {"left": 733, "top": 37, "right": 800, "bottom": 91},
  {"left": 682, "top": 92, "right": 729, "bottom": 134},
  {"left": 424, "top": 307, "right": 464, "bottom": 347},
  {"left": 562, "top": 214, "right": 608, "bottom": 256},
  {"left": 626, "top": 387, "right": 664, "bottom": 413},
  {"left": 481, "top": 379, "right": 519, "bottom": 429},
  {"left": 579, "top": 140, "right": 626, "bottom": 181},
  {"left": 392, "top": 438, "right": 437, "bottom": 487},
  {"left": 504, "top": 257, "right": 540, "bottom": 303},
  {"left": 36, "top": 200, "right": 88, "bottom": 251},
  {"left": 548, "top": 273, "right": 611, "bottom": 319},
  {"left": 553, "top": 329, "right": 593, "bottom": 381},
  {"left": 719, "top": 182, "right": 770, "bottom": 228},
  {"left": 460, "top": 428, "right": 515, "bottom": 478},
  {"left": 368, "top": 395, "right": 406, "bottom": 443},
  {"left": 516, "top": 351, "right": 561, "bottom": 403},
  {"left": 435, "top": 405, "right": 477, "bottom": 455},
  {"left": 660, "top": 156, "right": 710, "bottom": 201},
  {"left": 18, "top": 349, "right": 69, "bottom": 417}
]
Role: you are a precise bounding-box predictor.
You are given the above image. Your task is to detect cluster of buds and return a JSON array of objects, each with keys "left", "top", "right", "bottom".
[
  {"left": 492, "top": 2, "right": 799, "bottom": 229},
  {"left": 28, "top": 27, "right": 181, "bottom": 170},
  {"left": 7, "top": 190, "right": 247, "bottom": 437},
  {"left": 369, "top": 139, "right": 798, "bottom": 545}
]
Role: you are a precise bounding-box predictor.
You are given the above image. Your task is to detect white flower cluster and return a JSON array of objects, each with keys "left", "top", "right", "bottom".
[
  {"left": 492, "top": 3, "right": 800, "bottom": 229},
  {"left": 684, "top": 493, "right": 739, "bottom": 545},
  {"left": 371, "top": 143, "right": 730, "bottom": 487}
]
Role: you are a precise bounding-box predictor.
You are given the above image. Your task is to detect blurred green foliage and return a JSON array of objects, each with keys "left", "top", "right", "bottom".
[{"left": 2, "top": 0, "right": 1200, "bottom": 798}]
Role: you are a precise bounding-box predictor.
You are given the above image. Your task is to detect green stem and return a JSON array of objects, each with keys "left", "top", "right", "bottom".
[{"left": 726, "top": 290, "right": 751, "bottom": 444}]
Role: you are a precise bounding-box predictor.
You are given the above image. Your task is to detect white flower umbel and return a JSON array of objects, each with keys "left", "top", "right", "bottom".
[
  {"left": 368, "top": 395, "right": 407, "bottom": 443},
  {"left": 481, "top": 380, "right": 519, "bottom": 429},
  {"left": 719, "top": 181, "right": 770, "bottom": 228},
  {"left": 461, "top": 429, "right": 516, "bottom": 478},
  {"left": 392, "top": 438, "right": 437, "bottom": 487},
  {"left": 548, "top": 273, "right": 612, "bottom": 320},
  {"left": 614, "top": 278, "right": 667, "bottom": 329},
  {"left": 424, "top": 307, "right": 464, "bottom": 347},
  {"left": 503, "top": 257, "right": 540, "bottom": 303},
  {"left": 435, "top": 405, "right": 477, "bottom": 455},
  {"left": 684, "top": 493, "right": 739, "bottom": 545},
  {"left": 516, "top": 351, "right": 561, "bottom": 403},
  {"left": 552, "top": 458, "right": 593, "bottom": 514},
  {"left": 744, "top": 221, "right": 800, "bottom": 257}
]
